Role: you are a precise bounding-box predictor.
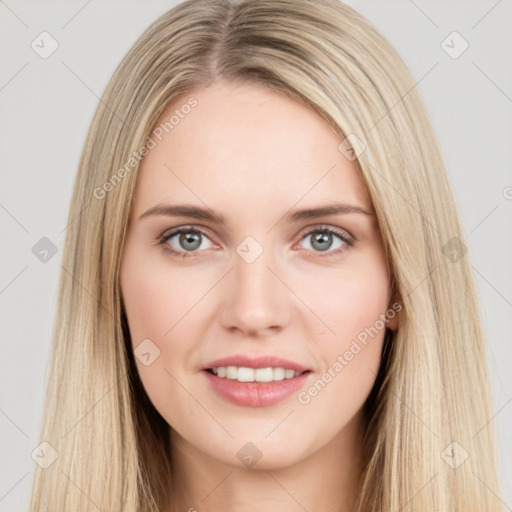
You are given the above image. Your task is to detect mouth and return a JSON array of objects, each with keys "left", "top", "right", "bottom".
[
  {"left": 201, "top": 366, "right": 313, "bottom": 407},
  {"left": 200, "top": 354, "right": 313, "bottom": 406}
]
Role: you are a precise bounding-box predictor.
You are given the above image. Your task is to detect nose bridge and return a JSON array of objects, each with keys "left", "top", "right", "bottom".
[{"left": 220, "top": 236, "right": 289, "bottom": 334}]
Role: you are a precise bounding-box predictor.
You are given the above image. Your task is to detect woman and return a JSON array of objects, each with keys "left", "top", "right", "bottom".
[{"left": 29, "top": 0, "right": 501, "bottom": 510}]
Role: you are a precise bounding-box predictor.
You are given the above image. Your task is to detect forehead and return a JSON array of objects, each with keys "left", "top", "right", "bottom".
[{"left": 133, "top": 80, "right": 371, "bottom": 219}]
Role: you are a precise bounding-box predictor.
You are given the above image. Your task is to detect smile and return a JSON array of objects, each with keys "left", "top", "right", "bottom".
[
  {"left": 202, "top": 368, "right": 312, "bottom": 407},
  {"left": 207, "top": 366, "right": 306, "bottom": 382}
]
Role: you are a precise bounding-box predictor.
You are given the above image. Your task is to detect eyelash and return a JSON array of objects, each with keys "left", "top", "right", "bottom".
[{"left": 156, "top": 225, "right": 355, "bottom": 259}]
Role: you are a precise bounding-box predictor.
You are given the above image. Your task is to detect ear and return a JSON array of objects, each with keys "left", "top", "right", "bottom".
[
  {"left": 386, "top": 309, "right": 399, "bottom": 331},
  {"left": 385, "top": 291, "right": 401, "bottom": 332}
]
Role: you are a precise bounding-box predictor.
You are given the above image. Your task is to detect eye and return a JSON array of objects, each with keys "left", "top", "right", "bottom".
[
  {"left": 157, "top": 226, "right": 216, "bottom": 258},
  {"left": 296, "top": 225, "right": 354, "bottom": 257},
  {"left": 156, "top": 224, "right": 355, "bottom": 259}
]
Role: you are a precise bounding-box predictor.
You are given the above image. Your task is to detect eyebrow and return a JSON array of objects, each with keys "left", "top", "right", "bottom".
[{"left": 138, "top": 202, "right": 373, "bottom": 224}]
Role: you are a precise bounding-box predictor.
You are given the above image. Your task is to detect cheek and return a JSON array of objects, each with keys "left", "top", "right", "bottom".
[
  {"left": 295, "top": 250, "right": 391, "bottom": 407},
  {"left": 120, "top": 250, "right": 190, "bottom": 343},
  {"left": 333, "top": 269, "right": 389, "bottom": 341},
  {"left": 120, "top": 249, "right": 182, "bottom": 359},
  {"left": 302, "top": 248, "right": 391, "bottom": 342},
  {"left": 120, "top": 255, "right": 199, "bottom": 426}
]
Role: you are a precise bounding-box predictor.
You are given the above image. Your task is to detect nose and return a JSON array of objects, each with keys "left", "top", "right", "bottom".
[{"left": 219, "top": 244, "right": 291, "bottom": 337}]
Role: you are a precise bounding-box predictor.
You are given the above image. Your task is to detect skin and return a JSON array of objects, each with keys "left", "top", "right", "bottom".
[{"left": 119, "top": 79, "right": 398, "bottom": 512}]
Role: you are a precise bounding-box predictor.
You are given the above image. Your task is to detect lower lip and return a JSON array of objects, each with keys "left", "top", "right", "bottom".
[{"left": 202, "top": 370, "right": 312, "bottom": 407}]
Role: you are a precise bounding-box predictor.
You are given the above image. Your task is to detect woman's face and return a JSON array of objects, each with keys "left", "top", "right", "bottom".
[{"left": 119, "top": 79, "right": 398, "bottom": 470}]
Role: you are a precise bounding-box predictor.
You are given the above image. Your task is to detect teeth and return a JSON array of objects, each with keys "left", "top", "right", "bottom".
[
  {"left": 273, "top": 367, "right": 285, "bottom": 381},
  {"left": 210, "top": 366, "right": 304, "bottom": 382},
  {"left": 226, "top": 366, "right": 238, "bottom": 379}
]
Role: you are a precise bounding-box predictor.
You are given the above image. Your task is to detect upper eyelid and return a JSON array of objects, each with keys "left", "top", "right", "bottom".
[
  {"left": 160, "top": 225, "right": 219, "bottom": 244},
  {"left": 296, "top": 225, "right": 353, "bottom": 244}
]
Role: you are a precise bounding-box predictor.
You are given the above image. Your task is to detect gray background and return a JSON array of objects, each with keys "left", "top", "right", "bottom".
[{"left": 1, "top": 1, "right": 511, "bottom": 510}]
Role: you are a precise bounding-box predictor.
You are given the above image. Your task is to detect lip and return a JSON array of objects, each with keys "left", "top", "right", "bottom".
[
  {"left": 202, "top": 354, "right": 311, "bottom": 372},
  {"left": 202, "top": 369, "right": 312, "bottom": 407}
]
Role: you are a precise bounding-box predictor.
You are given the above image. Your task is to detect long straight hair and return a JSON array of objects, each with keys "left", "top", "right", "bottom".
[{"left": 29, "top": 0, "right": 501, "bottom": 510}]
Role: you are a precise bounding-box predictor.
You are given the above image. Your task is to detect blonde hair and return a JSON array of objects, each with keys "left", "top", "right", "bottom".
[{"left": 29, "top": 0, "right": 501, "bottom": 510}]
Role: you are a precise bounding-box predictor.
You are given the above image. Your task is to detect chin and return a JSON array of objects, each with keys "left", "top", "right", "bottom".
[{"left": 225, "top": 434, "right": 317, "bottom": 471}]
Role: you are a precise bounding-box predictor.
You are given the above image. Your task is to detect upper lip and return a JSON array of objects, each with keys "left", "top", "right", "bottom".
[{"left": 202, "top": 354, "right": 311, "bottom": 372}]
